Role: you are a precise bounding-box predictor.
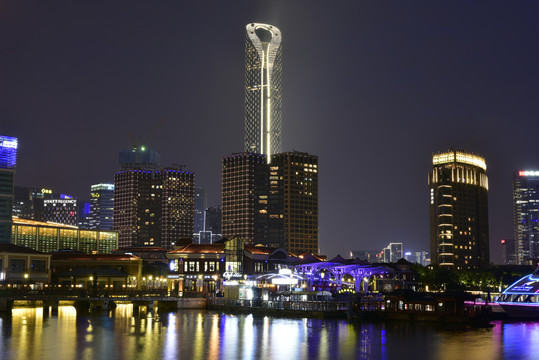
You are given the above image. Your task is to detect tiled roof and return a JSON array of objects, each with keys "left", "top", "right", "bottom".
[{"left": 0, "top": 243, "right": 47, "bottom": 255}]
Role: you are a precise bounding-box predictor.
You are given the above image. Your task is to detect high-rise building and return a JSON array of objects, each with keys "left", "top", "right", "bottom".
[
  {"left": 194, "top": 188, "right": 207, "bottom": 234},
  {"left": 513, "top": 170, "right": 539, "bottom": 265},
  {"left": 272, "top": 151, "right": 319, "bottom": 254},
  {"left": 13, "top": 186, "right": 54, "bottom": 221},
  {"left": 222, "top": 153, "right": 269, "bottom": 244},
  {"left": 382, "top": 243, "right": 403, "bottom": 263},
  {"left": 43, "top": 198, "right": 79, "bottom": 226},
  {"left": 0, "top": 135, "right": 18, "bottom": 243},
  {"left": 114, "top": 147, "right": 194, "bottom": 249},
  {"left": 88, "top": 183, "right": 114, "bottom": 230},
  {"left": 221, "top": 151, "right": 319, "bottom": 254},
  {"left": 428, "top": 149, "right": 489, "bottom": 269},
  {"left": 244, "top": 23, "right": 282, "bottom": 163}
]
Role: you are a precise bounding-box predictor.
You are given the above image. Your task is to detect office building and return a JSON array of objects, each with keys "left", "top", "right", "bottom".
[
  {"left": 88, "top": 183, "right": 114, "bottom": 230},
  {"left": 244, "top": 23, "right": 282, "bottom": 162},
  {"left": 222, "top": 153, "right": 269, "bottom": 244},
  {"left": 43, "top": 198, "right": 79, "bottom": 226},
  {"left": 513, "top": 170, "right": 539, "bottom": 265},
  {"left": 114, "top": 147, "right": 194, "bottom": 249},
  {"left": 194, "top": 188, "right": 207, "bottom": 234},
  {"left": 350, "top": 250, "right": 381, "bottom": 262},
  {"left": 222, "top": 151, "right": 319, "bottom": 254},
  {"left": 271, "top": 151, "right": 318, "bottom": 254},
  {"left": 382, "top": 242, "right": 403, "bottom": 263},
  {"left": 13, "top": 187, "right": 55, "bottom": 221},
  {"left": 428, "top": 149, "right": 489, "bottom": 269},
  {"left": 0, "top": 135, "right": 17, "bottom": 243}
]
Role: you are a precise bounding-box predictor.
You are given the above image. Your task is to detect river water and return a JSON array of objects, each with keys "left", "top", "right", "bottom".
[{"left": 0, "top": 305, "right": 538, "bottom": 360}]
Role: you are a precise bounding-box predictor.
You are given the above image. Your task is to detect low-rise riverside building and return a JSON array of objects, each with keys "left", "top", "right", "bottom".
[
  {"left": 0, "top": 243, "right": 51, "bottom": 288},
  {"left": 166, "top": 237, "right": 295, "bottom": 294},
  {"left": 11, "top": 217, "right": 118, "bottom": 254},
  {"left": 51, "top": 250, "right": 144, "bottom": 290}
]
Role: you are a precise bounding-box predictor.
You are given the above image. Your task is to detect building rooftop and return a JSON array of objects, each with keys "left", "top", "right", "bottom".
[{"left": 0, "top": 243, "right": 47, "bottom": 255}]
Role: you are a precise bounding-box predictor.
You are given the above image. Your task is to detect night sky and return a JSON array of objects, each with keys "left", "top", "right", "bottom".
[{"left": 2, "top": 1, "right": 538, "bottom": 263}]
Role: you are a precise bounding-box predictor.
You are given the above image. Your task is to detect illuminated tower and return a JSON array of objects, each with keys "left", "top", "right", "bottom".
[
  {"left": 513, "top": 170, "right": 539, "bottom": 265},
  {"left": 428, "top": 149, "right": 489, "bottom": 269},
  {"left": 0, "top": 135, "right": 18, "bottom": 243},
  {"left": 244, "top": 23, "right": 282, "bottom": 163},
  {"left": 88, "top": 183, "right": 114, "bottom": 230}
]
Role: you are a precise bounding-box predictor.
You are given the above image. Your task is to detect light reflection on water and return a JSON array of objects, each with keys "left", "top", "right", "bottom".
[{"left": 1, "top": 307, "right": 539, "bottom": 360}]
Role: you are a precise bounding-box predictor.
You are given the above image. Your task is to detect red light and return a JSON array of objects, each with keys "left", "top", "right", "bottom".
[
  {"left": 519, "top": 171, "right": 525, "bottom": 176},
  {"left": 501, "top": 239, "right": 506, "bottom": 244}
]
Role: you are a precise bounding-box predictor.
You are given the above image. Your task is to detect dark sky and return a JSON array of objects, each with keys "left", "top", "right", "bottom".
[{"left": 2, "top": 1, "right": 538, "bottom": 263}]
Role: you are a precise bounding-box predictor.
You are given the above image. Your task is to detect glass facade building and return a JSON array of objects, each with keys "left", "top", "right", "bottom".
[
  {"left": 11, "top": 218, "right": 118, "bottom": 254},
  {"left": 244, "top": 23, "right": 282, "bottom": 163},
  {"left": 428, "top": 150, "right": 489, "bottom": 269},
  {"left": 0, "top": 135, "right": 17, "bottom": 244},
  {"left": 513, "top": 170, "right": 539, "bottom": 265},
  {"left": 88, "top": 183, "right": 114, "bottom": 230}
]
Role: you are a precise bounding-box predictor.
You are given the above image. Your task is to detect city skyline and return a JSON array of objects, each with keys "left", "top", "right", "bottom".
[{"left": 2, "top": 2, "right": 539, "bottom": 262}]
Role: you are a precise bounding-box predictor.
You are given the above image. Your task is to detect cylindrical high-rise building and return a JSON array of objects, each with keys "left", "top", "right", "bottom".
[
  {"left": 244, "top": 23, "right": 282, "bottom": 163},
  {"left": 428, "top": 149, "right": 489, "bottom": 269}
]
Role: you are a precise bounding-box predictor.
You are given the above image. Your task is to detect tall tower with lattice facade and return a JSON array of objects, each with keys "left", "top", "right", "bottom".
[{"left": 244, "top": 23, "right": 282, "bottom": 163}]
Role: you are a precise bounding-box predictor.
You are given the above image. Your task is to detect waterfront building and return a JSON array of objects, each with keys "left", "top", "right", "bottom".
[
  {"left": 51, "top": 250, "right": 143, "bottom": 290},
  {"left": 222, "top": 153, "right": 269, "bottom": 245},
  {"left": 114, "top": 147, "right": 194, "bottom": 249},
  {"left": 428, "top": 149, "right": 489, "bottom": 269},
  {"left": 271, "top": 151, "right": 319, "bottom": 254},
  {"left": 244, "top": 23, "right": 282, "bottom": 163},
  {"left": 194, "top": 188, "right": 206, "bottom": 234},
  {"left": 166, "top": 237, "right": 292, "bottom": 293},
  {"left": 501, "top": 238, "right": 517, "bottom": 265},
  {"left": 88, "top": 183, "right": 114, "bottom": 230},
  {"left": 11, "top": 217, "right": 118, "bottom": 254},
  {"left": 0, "top": 135, "right": 17, "bottom": 244},
  {"left": 382, "top": 243, "right": 403, "bottom": 263},
  {"left": 0, "top": 243, "right": 51, "bottom": 286},
  {"left": 513, "top": 170, "right": 539, "bottom": 265}
]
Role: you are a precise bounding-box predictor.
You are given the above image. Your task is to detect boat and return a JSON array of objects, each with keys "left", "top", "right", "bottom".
[{"left": 497, "top": 266, "right": 539, "bottom": 319}]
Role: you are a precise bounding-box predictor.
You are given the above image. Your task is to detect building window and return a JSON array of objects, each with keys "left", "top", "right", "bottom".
[{"left": 9, "top": 259, "right": 25, "bottom": 273}]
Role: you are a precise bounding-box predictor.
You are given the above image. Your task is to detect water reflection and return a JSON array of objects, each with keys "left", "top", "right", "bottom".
[{"left": 1, "top": 307, "right": 539, "bottom": 359}]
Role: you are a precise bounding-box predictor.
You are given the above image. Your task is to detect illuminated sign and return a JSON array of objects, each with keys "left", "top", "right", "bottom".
[
  {"left": 41, "top": 189, "right": 53, "bottom": 194},
  {"left": 519, "top": 171, "right": 539, "bottom": 177},
  {"left": 0, "top": 136, "right": 18, "bottom": 149},
  {"left": 223, "top": 272, "right": 243, "bottom": 279},
  {"left": 91, "top": 193, "right": 100, "bottom": 198},
  {"left": 501, "top": 239, "right": 506, "bottom": 244}
]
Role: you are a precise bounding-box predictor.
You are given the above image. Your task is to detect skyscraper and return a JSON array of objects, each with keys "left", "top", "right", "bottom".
[
  {"left": 114, "top": 147, "right": 194, "bottom": 249},
  {"left": 0, "top": 135, "right": 18, "bottom": 244},
  {"left": 221, "top": 151, "right": 319, "bottom": 254},
  {"left": 428, "top": 149, "right": 489, "bottom": 269},
  {"left": 513, "top": 170, "right": 539, "bottom": 265},
  {"left": 272, "top": 151, "right": 319, "bottom": 254},
  {"left": 222, "top": 153, "right": 269, "bottom": 244},
  {"left": 88, "top": 183, "right": 114, "bottom": 230},
  {"left": 244, "top": 23, "right": 282, "bottom": 163}
]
